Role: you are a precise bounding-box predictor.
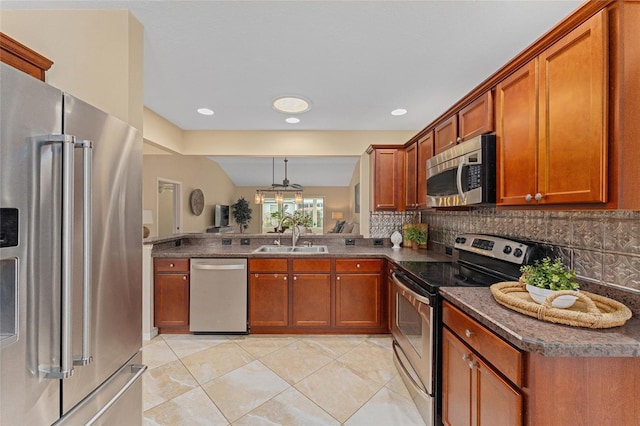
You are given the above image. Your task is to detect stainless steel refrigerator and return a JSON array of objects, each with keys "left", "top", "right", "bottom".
[{"left": 0, "top": 63, "right": 146, "bottom": 425}]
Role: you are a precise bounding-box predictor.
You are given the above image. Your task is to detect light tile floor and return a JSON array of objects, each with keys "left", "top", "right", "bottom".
[{"left": 142, "top": 334, "right": 426, "bottom": 425}]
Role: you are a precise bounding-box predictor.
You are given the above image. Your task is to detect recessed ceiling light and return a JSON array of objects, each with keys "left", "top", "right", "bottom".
[
  {"left": 285, "top": 117, "right": 301, "bottom": 124},
  {"left": 273, "top": 96, "right": 311, "bottom": 114},
  {"left": 197, "top": 108, "right": 214, "bottom": 116},
  {"left": 391, "top": 108, "right": 407, "bottom": 116}
]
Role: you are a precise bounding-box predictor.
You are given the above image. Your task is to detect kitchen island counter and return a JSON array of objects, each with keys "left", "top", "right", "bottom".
[{"left": 440, "top": 286, "right": 640, "bottom": 357}]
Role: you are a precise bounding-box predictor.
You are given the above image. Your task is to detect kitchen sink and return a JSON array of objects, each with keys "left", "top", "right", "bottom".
[{"left": 252, "top": 245, "right": 328, "bottom": 254}]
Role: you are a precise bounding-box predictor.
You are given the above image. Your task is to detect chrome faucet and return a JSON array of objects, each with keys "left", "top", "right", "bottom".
[{"left": 278, "top": 214, "right": 301, "bottom": 247}]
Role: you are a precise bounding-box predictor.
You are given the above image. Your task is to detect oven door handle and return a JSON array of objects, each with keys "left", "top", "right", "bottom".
[
  {"left": 391, "top": 272, "right": 431, "bottom": 305},
  {"left": 392, "top": 341, "right": 430, "bottom": 396}
]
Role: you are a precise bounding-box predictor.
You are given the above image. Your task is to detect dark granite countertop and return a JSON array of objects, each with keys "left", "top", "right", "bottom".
[
  {"left": 440, "top": 286, "right": 640, "bottom": 357},
  {"left": 148, "top": 233, "right": 451, "bottom": 263}
]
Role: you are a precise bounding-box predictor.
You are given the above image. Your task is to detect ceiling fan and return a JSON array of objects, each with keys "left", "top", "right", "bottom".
[{"left": 270, "top": 157, "right": 303, "bottom": 191}]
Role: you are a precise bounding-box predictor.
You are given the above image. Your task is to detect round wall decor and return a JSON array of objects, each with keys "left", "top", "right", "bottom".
[{"left": 189, "top": 189, "right": 204, "bottom": 216}]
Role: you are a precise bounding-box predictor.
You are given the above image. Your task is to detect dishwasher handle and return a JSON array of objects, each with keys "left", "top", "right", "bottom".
[{"left": 192, "top": 264, "right": 246, "bottom": 271}]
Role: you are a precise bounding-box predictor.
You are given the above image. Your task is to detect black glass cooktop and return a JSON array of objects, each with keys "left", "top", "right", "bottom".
[{"left": 395, "top": 260, "right": 518, "bottom": 293}]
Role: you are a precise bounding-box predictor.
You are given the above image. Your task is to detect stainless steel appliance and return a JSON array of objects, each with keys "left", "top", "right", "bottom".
[
  {"left": 190, "top": 258, "right": 248, "bottom": 333},
  {"left": 0, "top": 63, "right": 146, "bottom": 425},
  {"left": 426, "top": 134, "right": 496, "bottom": 207},
  {"left": 391, "top": 233, "right": 548, "bottom": 425}
]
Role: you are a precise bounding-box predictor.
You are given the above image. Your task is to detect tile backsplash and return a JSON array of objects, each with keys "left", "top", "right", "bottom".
[{"left": 371, "top": 209, "right": 640, "bottom": 294}]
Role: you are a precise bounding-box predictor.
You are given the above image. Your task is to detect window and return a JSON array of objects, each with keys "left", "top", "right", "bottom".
[{"left": 261, "top": 197, "right": 324, "bottom": 234}]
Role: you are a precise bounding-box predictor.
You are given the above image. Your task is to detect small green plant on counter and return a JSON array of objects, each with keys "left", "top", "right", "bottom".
[
  {"left": 519, "top": 257, "right": 579, "bottom": 291},
  {"left": 405, "top": 225, "right": 427, "bottom": 246}
]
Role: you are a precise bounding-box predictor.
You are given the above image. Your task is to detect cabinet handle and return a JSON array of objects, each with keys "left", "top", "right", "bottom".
[
  {"left": 525, "top": 194, "right": 533, "bottom": 202},
  {"left": 464, "top": 329, "right": 474, "bottom": 338},
  {"left": 283, "top": 276, "right": 287, "bottom": 281},
  {"left": 461, "top": 353, "right": 469, "bottom": 361},
  {"left": 293, "top": 276, "right": 297, "bottom": 281},
  {"left": 337, "top": 276, "right": 341, "bottom": 281},
  {"left": 456, "top": 137, "right": 462, "bottom": 143},
  {"left": 254, "top": 273, "right": 259, "bottom": 278},
  {"left": 468, "top": 361, "right": 477, "bottom": 369},
  {"left": 535, "top": 192, "right": 543, "bottom": 201},
  {"left": 182, "top": 275, "right": 187, "bottom": 280},
  {"left": 169, "top": 263, "right": 175, "bottom": 268},
  {"left": 356, "top": 263, "right": 361, "bottom": 268}
]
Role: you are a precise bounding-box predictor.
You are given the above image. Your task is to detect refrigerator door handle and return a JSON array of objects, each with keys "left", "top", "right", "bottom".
[
  {"left": 85, "top": 364, "right": 147, "bottom": 425},
  {"left": 41, "top": 134, "right": 76, "bottom": 379},
  {"left": 74, "top": 140, "right": 93, "bottom": 366}
]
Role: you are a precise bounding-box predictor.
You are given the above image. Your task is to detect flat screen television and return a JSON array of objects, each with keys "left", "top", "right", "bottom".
[{"left": 213, "top": 204, "right": 230, "bottom": 227}]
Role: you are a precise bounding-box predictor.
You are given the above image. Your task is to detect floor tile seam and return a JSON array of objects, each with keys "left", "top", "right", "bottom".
[
  {"left": 259, "top": 350, "right": 335, "bottom": 387},
  {"left": 289, "top": 381, "right": 347, "bottom": 426}
]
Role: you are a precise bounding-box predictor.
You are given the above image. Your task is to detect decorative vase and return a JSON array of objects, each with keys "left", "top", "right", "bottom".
[{"left": 390, "top": 230, "right": 402, "bottom": 249}]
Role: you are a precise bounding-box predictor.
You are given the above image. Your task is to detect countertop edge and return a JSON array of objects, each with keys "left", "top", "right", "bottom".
[{"left": 440, "top": 287, "right": 640, "bottom": 358}]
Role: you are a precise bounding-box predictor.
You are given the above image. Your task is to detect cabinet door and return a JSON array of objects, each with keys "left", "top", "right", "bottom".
[
  {"left": 249, "top": 273, "right": 288, "bottom": 327},
  {"left": 416, "top": 132, "right": 433, "bottom": 209},
  {"left": 335, "top": 273, "right": 381, "bottom": 327},
  {"left": 292, "top": 273, "right": 331, "bottom": 327},
  {"left": 404, "top": 142, "right": 418, "bottom": 209},
  {"left": 442, "top": 328, "right": 473, "bottom": 426},
  {"left": 459, "top": 91, "right": 494, "bottom": 141},
  {"left": 154, "top": 273, "right": 189, "bottom": 328},
  {"left": 495, "top": 61, "right": 538, "bottom": 206},
  {"left": 371, "top": 148, "right": 404, "bottom": 211},
  {"left": 434, "top": 115, "right": 458, "bottom": 155},
  {"left": 475, "top": 358, "right": 523, "bottom": 426},
  {"left": 538, "top": 10, "right": 607, "bottom": 204}
]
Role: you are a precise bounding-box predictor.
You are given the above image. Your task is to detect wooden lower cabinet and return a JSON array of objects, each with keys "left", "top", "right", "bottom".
[
  {"left": 442, "top": 328, "right": 522, "bottom": 426},
  {"left": 292, "top": 273, "right": 331, "bottom": 327},
  {"left": 154, "top": 258, "right": 190, "bottom": 333},
  {"left": 443, "top": 301, "right": 640, "bottom": 425},
  {"left": 249, "top": 257, "right": 387, "bottom": 333}
]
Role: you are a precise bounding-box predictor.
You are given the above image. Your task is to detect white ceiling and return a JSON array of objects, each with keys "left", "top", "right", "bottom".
[{"left": 3, "top": 0, "right": 583, "bottom": 186}]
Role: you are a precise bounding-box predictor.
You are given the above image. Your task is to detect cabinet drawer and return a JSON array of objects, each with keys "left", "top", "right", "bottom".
[
  {"left": 249, "top": 258, "right": 288, "bottom": 273},
  {"left": 292, "top": 258, "right": 331, "bottom": 272},
  {"left": 443, "top": 301, "right": 523, "bottom": 387},
  {"left": 335, "top": 258, "right": 382, "bottom": 273},
  {"left": 155, "top": 258, "right": 189, "bottom": 272}
]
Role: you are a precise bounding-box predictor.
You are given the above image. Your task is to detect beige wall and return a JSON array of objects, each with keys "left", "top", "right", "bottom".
[
  {"left": 143, "top": 156, "right": 237, "bottom": 236},
  {"left": 1, "top": 10, "right": 144, "bottom": 131}
]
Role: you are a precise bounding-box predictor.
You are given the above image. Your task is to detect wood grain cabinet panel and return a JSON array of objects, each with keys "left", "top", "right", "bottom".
[
  {"left": 292, "top": 273, "right": 331, "bottom": 327},
  {"left": 335, "top": 273, "right": 381, "bottom": 328},
  {"left": 404, "top": 141, "right": 418, "bottom": 210},
  {"left": 154, "top": 258, "right": 190, "bottom": 333},
  {"left": 496, "top": 10, "right": 607, "bottom": 206},
  {"left": 434, "top": 115, "right": 458, "bottom": 155},
  {"left": 458, "top": 91, "right": 494, "bottom": 141},
  {"left": 368, "top": 147, "right": 404, "bottom": 211},
  {"left": 416, "top": 132, "right": 433, "bottom": 209},
  {"left": 0, "top": 33, "right": 53, "bottom": 81},
  {"left": 249, "top": 272, "right": 289, "bottom": 327}
]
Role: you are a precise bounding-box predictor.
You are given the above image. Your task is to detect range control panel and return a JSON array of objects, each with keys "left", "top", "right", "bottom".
[{"left": 454, "top": 233, "right": 533, "bottom": 265}]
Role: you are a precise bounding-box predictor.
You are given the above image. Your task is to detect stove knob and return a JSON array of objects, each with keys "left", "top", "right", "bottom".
[
  {"left": 503, "top": 245, "right": 512, "bottom": 255},
  {"left": 513, "top": 248, "right": 523, "bottom": 258},
  {"left": 455, "top": 237, "right": 466, "bottom": 244}
]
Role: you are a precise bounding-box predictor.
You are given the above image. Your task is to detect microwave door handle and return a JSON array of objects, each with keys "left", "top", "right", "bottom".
[{"left": 456, "top": 158, "right": 466, "bottom": 201}]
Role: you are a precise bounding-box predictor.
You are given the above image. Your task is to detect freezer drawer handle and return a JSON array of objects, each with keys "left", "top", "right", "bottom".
[
  {"left": 74, "top": 140, "right": 94, "bottom": 366},
  {"left": 192, "top": 264, "right": 245, "bottom": 271},
  {"left": 85, "top": 364, "right": 147, "bottom": 426},
  {"left": 40, "top": 134, "right": 76, "bottom": 379}
]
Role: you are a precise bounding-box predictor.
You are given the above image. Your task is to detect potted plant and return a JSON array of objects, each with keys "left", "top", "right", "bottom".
[
  {"left": 231, "top": 197, "right": 252, "bottom": 233},
  {"left": 405, "top": 225, "right": 427, "bottom": 249},
  {"left": 519, "top": 257, "right": 579, "bottom": 308}
]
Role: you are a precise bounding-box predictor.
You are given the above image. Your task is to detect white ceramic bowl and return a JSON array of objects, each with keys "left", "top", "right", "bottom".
[{"left": 525, "top": 284, "right": 579, "bottom": 309}]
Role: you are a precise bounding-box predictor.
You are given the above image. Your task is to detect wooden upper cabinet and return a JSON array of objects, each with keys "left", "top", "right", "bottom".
[
  {"left": 434, "top": 91, "right": 494, "bottom": 156},
  {"left": 434, "top": 115, "right": 458, "bottom": 155},
  {"left": 459, "top": 91, "right": 494, "bottom": 141},
  {"left": 496, "top": 10, "right": 607, "bottom": 206},
  {"left": 496, "top": 60, "right": 539, "bottom": 206},
  {"left": 0, "top": 33, "right": 53, "bottom": 81},
  {"left": 404, "top": 141, "right": 418, "bottom": 210},
  {"left": 537, "top": 10, "right": 607, "bottom": 205},
  {"left": 368, "top": 146, "right": 404, "bottom": 211},
  {"left": 416, "top": 131, "right": 434, "bottom": 209}
]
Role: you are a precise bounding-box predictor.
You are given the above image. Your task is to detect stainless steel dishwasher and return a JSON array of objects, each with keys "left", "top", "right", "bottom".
[{"left": 189, "top": 258, "right": 248, "bottom": 333}]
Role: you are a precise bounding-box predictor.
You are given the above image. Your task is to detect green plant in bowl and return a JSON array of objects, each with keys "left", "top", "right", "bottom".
[
  {"left": 519, "top": 257, "right": 579, "bottom": 291},
  {"left": 520, "top": 257, "right": 579, "bottom": 308},
  {"left": 404, "top": 225, "right": 427, "bottom": 248}
]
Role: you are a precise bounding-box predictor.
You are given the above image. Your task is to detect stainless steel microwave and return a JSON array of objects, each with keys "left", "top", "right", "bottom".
[{"left": 426, "top": 134, "right": 496, "bottom": 207}]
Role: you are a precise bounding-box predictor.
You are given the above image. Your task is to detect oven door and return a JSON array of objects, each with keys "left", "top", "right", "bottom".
[{"left": 391, "top": 271, "right": 435, "bottom": 423}]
